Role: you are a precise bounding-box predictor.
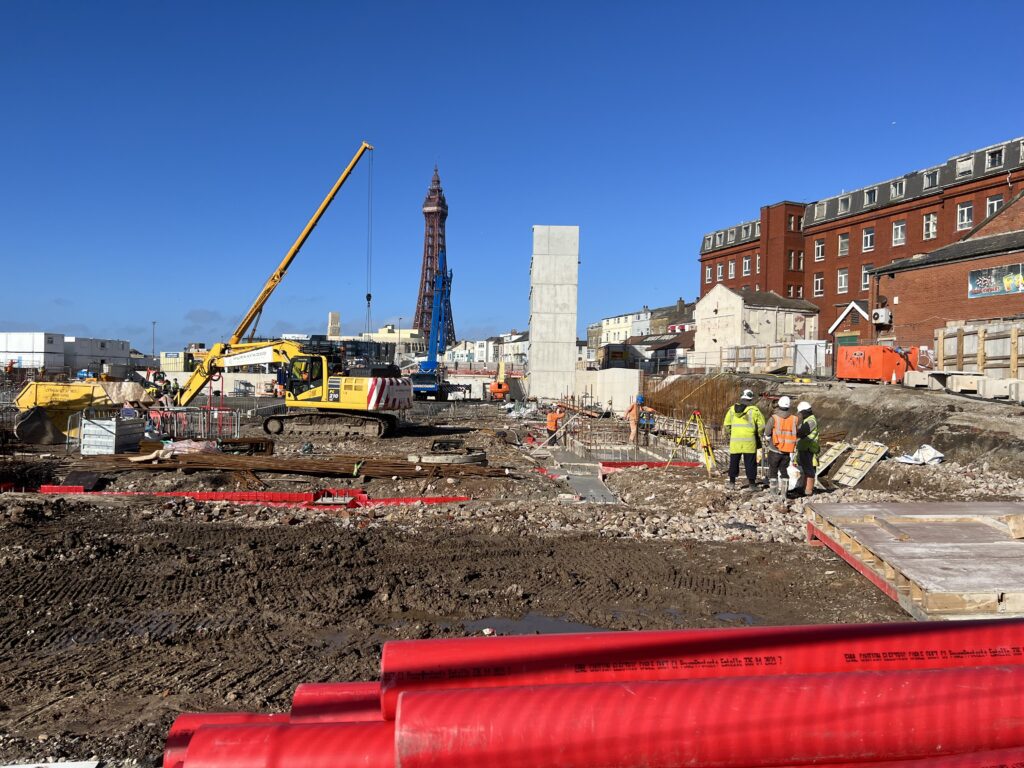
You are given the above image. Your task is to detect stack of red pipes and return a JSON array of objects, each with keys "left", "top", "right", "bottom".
[{"left": 168, "top": 619, "right": 1024, "bottom": 768}]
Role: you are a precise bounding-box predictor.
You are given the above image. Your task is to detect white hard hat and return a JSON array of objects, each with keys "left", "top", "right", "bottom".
[
  {"left": 777, "top": 396, "right": 791, "bottom": 409},
  {"left": 740, "top": 389, "right": 754, "bottom": 402},
  {"left": 797, "top": 401, "right": 812, "bottom": 413}
]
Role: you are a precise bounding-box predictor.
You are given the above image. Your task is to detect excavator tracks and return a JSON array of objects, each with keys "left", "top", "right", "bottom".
[{"left": 262, "top": 410, "right": 398, "bottom": 439}]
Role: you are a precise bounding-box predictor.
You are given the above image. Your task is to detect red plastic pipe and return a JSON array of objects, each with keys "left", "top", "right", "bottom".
[
  {"left": 183, "top": 722, "right": 394, "bottom": 768},
  {"left": 164, "top": 713, "right": 288, "bottom": 768},
  {"left": 785, "top": 748, "right": 1024, "bottom": 768},
  {"left": 291, "top": 681, "right": 382, "bottom": 723},
  {"left": 380, "top": 618, "right": 1024, "bottom": 718},
  {"left": 395, "top": 666, "right": 1024, "bottom": 768}
]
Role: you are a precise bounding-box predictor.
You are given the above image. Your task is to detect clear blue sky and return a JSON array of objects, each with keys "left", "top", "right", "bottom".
[{"left": 2, "top": 1, "right": 1022, "bottom": 353}]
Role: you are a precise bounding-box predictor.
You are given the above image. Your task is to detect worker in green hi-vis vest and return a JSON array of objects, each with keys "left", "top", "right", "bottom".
[{"left": 722, "top": 389, "right": 765, "bottom": 490}]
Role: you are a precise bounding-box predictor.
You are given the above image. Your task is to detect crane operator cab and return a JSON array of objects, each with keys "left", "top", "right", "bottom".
[{"left": 288, "top": 356, "right": 325, "bottom": 397}]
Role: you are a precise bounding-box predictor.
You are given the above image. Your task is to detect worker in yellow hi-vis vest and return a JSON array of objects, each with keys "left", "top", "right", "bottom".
[{"left": 722, "top": 388, "right": 765, "bottom": 490}]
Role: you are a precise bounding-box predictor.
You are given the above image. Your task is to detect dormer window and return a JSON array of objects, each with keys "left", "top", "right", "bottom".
[
  {"left": 955, "top": 156, "right": 973, "bottom": 178},
  {"left": 890, "top": 179, "right": 905, "bottom": 199},
  {"left": 864, "top": 188, "right": 877, "bottom": 206},
  {"left": 838, "top": 196, "right": 851, "bottom": 214}
]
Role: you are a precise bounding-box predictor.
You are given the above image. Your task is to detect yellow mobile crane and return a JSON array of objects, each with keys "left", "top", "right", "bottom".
[{"left": 176, "top": 141, "right": 412, "bottom": 438}]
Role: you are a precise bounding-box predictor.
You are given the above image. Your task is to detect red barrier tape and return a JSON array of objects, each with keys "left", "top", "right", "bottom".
[
  {"left": 394, "top": 666, "right": 1024, "bottom": 768},
  {"left": 183, "top": 722, "right": 394, "bottom": 768},
  {"left": 379, "top": 619, "right": 1024, "bottom": 718},
  {"left": 291, "top": 682, "right": 382, "bottom": 723}
]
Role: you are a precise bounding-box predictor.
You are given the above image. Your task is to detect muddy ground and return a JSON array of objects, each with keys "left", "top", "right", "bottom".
[{"left": 2, "top": 387, "right": 1007, "bottom": 763}]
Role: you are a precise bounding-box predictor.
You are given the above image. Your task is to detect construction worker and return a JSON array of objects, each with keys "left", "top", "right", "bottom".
[
  {"left": 795, "top": 401, "right": 820, "bottom": 497},
  {"left": 625, "top": 396, "right": 656, "bottom": 444},
  {"left": 545, "top": 407, "right": 564, "bottom": 446},
  {"left": 763, "top": 395, "right": 798, "bottom": 497},
  {"left": 722, "top": 389, "right": 765, "bottom": 490}
]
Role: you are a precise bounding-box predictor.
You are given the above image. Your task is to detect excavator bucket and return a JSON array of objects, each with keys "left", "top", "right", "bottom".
[{"left": 14, "top": 406, "right": 66, "bottom": 445}]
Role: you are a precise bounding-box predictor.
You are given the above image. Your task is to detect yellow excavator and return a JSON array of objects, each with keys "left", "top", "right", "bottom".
[{"left": 175, "top": 141, "right": 412, "bottom": 438}]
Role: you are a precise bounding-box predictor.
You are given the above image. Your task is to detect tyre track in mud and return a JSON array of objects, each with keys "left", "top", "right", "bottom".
[{"left": 0, "top": 496, "right": 903, "bottom": 762}]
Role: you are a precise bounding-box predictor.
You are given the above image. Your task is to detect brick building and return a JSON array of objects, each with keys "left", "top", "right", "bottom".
[
  {"left": 802, "top": 138, "right": 1024, "bottom": 336},
  {"left": 698, "top": 201, "right": 808, "bottom": 299},
  {"left": 869, "top": 190, "right": 1024, "bottom": 348}
]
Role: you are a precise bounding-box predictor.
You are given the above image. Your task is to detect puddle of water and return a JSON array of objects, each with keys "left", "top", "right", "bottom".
[
  {"left": 714, "top": 611, "right": 762, "bottom": 626},
  {"left": 464, "top": 612, "right": 609, "bottom": 636}
]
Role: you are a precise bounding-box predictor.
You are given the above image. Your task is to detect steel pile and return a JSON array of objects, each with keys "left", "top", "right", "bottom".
[
  {"left": 168, "top": 618, "right": 1024, "bottom": 768},
  {"left": 74, "top": 451, "right": 513, "bottom": 479}
]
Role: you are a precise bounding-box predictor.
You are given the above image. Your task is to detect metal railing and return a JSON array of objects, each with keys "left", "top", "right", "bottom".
[{"left": 145, "top": 407, "right": 241, "bottom": 440}]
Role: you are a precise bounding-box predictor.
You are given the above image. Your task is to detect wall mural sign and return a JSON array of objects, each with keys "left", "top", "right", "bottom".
[{"left": 968, "top": 263, "right": 1024, "bottom": 299}]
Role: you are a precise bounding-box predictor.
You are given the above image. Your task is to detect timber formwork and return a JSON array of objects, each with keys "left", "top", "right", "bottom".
[{"left": 807, "top": 502, "right": 1024, "bottom": 620}]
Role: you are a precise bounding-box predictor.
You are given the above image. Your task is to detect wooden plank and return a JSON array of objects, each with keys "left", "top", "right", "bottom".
[
  {"left": 1012, "top": 327, "right": 1019, "bottom": 379},
  {"left": 936, "top": 329, "right": 945, "bottom": 369},
  {"left": 977, "top": 327, "right": 987, "bottom": 373},
  {"left": 956, "top": 328, "right": 964, "bottom": 370}
]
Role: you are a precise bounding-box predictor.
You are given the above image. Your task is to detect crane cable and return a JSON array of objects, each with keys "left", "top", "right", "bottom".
[{"left": 365, "top": 148, "right": 374, "bottom": 334}]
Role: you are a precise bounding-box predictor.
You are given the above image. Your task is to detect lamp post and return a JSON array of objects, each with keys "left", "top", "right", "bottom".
[
  {"left": 151, "top": 320, "right": 156, "bottom": 359},
  {"left": 397, "top": 317, "right": 402, "bottom": 357}
]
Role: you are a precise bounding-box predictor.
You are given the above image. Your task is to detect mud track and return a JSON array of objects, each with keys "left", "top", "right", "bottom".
[{"left": 0, "top": 497, "right": 902, "bottom": 762}]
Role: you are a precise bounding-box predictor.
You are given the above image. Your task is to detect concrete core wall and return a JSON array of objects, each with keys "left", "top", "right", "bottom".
[{"left": 528, "top": 225, "right": 579, "bottom": 401}]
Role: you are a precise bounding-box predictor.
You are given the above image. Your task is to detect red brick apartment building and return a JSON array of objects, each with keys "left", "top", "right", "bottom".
[
  {"left": 868, "top": 190, "right": 1024, "bottom": 348},
  {"left": 801, "top": 138, "right": 1024, "bottom": 336},
  {"left": 696, "top": 137, "right": 1024, "bottom": 343},
  {"left": 698, "top": 201, "right": 808, "bottom": 299}
]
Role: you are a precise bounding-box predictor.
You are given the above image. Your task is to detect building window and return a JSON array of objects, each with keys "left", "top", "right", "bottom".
[
  {"left": 796, "top": 285, "right": 804, "bottom": 298},
  {"left": 892, "top": 219, "right": 906, "bottom": 246},
  {"left": 838, "top": 232, "right": 849, "bottom": 256},
  {"left": 797, "top": 216, "right": 803, "bottom": 230},
  {"left": 955, "top": 156, "right": 973, "bottom": 178},
  {"left": 861, "top": 263, "right": 873, "bottom": 291},
  {"left": 814, "top": 238, "right": 825, "bottom": 261},
  {"left": 924, "top": 169, "right": 939, "bottom": 189},
  {"left": 890, "top": 179, "right": 905, "bottom": 199},
  {"left": 986, "top": 147, "right": 1004, "bottom": 169},
  {"left": 987, "top": 194, "right": 1004, "bottom": 217},
  {"left": 799, "top": 251, "right": 805, "bottom": 270},
  {"left": 741, "top": 224, "right": 751, "bottom": 238},
  {"left": 742, "top": 255, "right": 751, "bottom": 275},
  {"left": 756, "top": 253, "right": 761, "bottom": 273},
  {"left": 754, "top": 222, "right": 761, "bottom": 236},
  {"left": 814, "top": 202, "right": 826, "bottom": 220},
  {"left": 728, "top": 260, "right": 735, "bottom": 278},
  {"left": 727, "top": 228, "right": 736, "bottom": 244},
  {"left": 788, "top": 215, "right": 796, "bottom": 231},
  {"left": 704, "top": 235, "right": 713, "bottom": 250},
  {"left": 813, "top": 272, "right": 824, "bottom": 297},
  {"left": 957, "top": 201, "right": 973, "bottom": 230},
  {"left": 755, "top": 283, "right": 760, "bottom": 291},
  {"left": 837, "top": 268, "right": 849, "bottom": 294},
  {"left": 923, "top": 212, "right": 938, "bottom": 240},
  {"left": 715, "top": 232, "right": 724, "bottom": 246},
  {"left": 787, "top": 285, "right": 795, "bottom": 297},
  {"left": 862, "top": 227, "right": 875, "bottom": 252},
  {"left": 864, "top": 187, "right": 878, "bottom": 206},
  {"left": 717, "top": 263, "right": 723, "bottom": 281},
  {"left": 838, "top": 196, "right": 851, "bottom": 214},
  {"left": 788, "top": 250, "right": 796, "bottom": 270}
]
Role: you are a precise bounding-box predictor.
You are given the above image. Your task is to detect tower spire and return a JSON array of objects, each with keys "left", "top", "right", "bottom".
[{"left": 413, "top": 167, "right": 456, "bottom": 345}]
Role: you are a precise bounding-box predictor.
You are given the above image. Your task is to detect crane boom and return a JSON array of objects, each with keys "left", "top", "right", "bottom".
[{"left": 230, "top": 140, "right": 373, "bottom": 344}]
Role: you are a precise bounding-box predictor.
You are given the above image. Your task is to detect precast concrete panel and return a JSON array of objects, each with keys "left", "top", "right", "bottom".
[{"left": 528, "top": 225, "right": 579, "bottom": 401}]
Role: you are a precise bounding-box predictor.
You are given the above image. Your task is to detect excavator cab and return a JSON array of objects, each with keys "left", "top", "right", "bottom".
[{"left": 287, "top": 356, "right": 325, "bottom": 398}]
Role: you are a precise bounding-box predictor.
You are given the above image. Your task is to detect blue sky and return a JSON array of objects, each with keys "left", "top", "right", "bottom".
[{"left": 2, "top": 1, "right": 1022, "bottom": 353}]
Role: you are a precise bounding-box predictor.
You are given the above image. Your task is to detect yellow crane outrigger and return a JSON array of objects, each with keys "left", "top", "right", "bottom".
[{"left": 176, "top": 141, "right": 411, "bottom": 437}]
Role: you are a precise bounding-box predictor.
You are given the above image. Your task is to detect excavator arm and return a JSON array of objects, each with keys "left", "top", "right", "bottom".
[
  {"left": 173, "top": 140, "right": 373, "bottom": 406},
  {"left": 176, "top": 339, "right": 306, "bottom": 406}
]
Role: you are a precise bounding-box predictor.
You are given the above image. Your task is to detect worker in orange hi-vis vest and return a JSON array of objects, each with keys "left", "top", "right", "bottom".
[
  {"left": 545, "top": 407, "right": 564, "bottom": 446},
  {"left": 763, "top": 395, "right": 798, "bottom": 497},
  {"left": 624, "top": 395, "right": 656, "bottom": 444}
]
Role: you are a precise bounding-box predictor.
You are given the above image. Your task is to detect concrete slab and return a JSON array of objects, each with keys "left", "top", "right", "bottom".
[
  {"left": 946, "top": 374, "right": 981, "bottom": 393},
  {"left": 902, "top": 370, "right": 929, "bottom": 388},
  {"left": 977, "top": 377, "right": 1021, "bottom": 399}
]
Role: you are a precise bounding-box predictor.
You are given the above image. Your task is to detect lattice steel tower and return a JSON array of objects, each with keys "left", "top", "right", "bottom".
[{"left": 413, "top": 166, "right": 456, "bottom": 346}]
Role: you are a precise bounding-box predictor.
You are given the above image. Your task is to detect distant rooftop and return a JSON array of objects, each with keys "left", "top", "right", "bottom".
[{"left": 804, "top": 137, "right": 1024, "bottom": 228}]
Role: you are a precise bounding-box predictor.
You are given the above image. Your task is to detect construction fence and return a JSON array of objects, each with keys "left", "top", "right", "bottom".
[
  {"left": 683, "top": 341, "right": 829, "bottom": 377},
  {"left": 935, "top": 319, "right": 1023, "bottom": 379}
]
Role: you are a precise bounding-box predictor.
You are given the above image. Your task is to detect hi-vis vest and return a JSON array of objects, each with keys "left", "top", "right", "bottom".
[
  {"left": 546, "top": 411, "right": 562, "bottom": 431},
  {"left": 797, "top": 414, "right": 820, "bottom": 453},
  {"left": 771, "top": 414, "right": 798, "bottom": 453},
  {"left": 723, "top": 405, "right": 763, "bottom": 454}
]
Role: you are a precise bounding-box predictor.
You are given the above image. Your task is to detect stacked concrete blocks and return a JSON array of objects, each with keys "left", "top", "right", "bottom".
[{"left": 528, "top": 226, "right": 579, "bottom": 402}]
